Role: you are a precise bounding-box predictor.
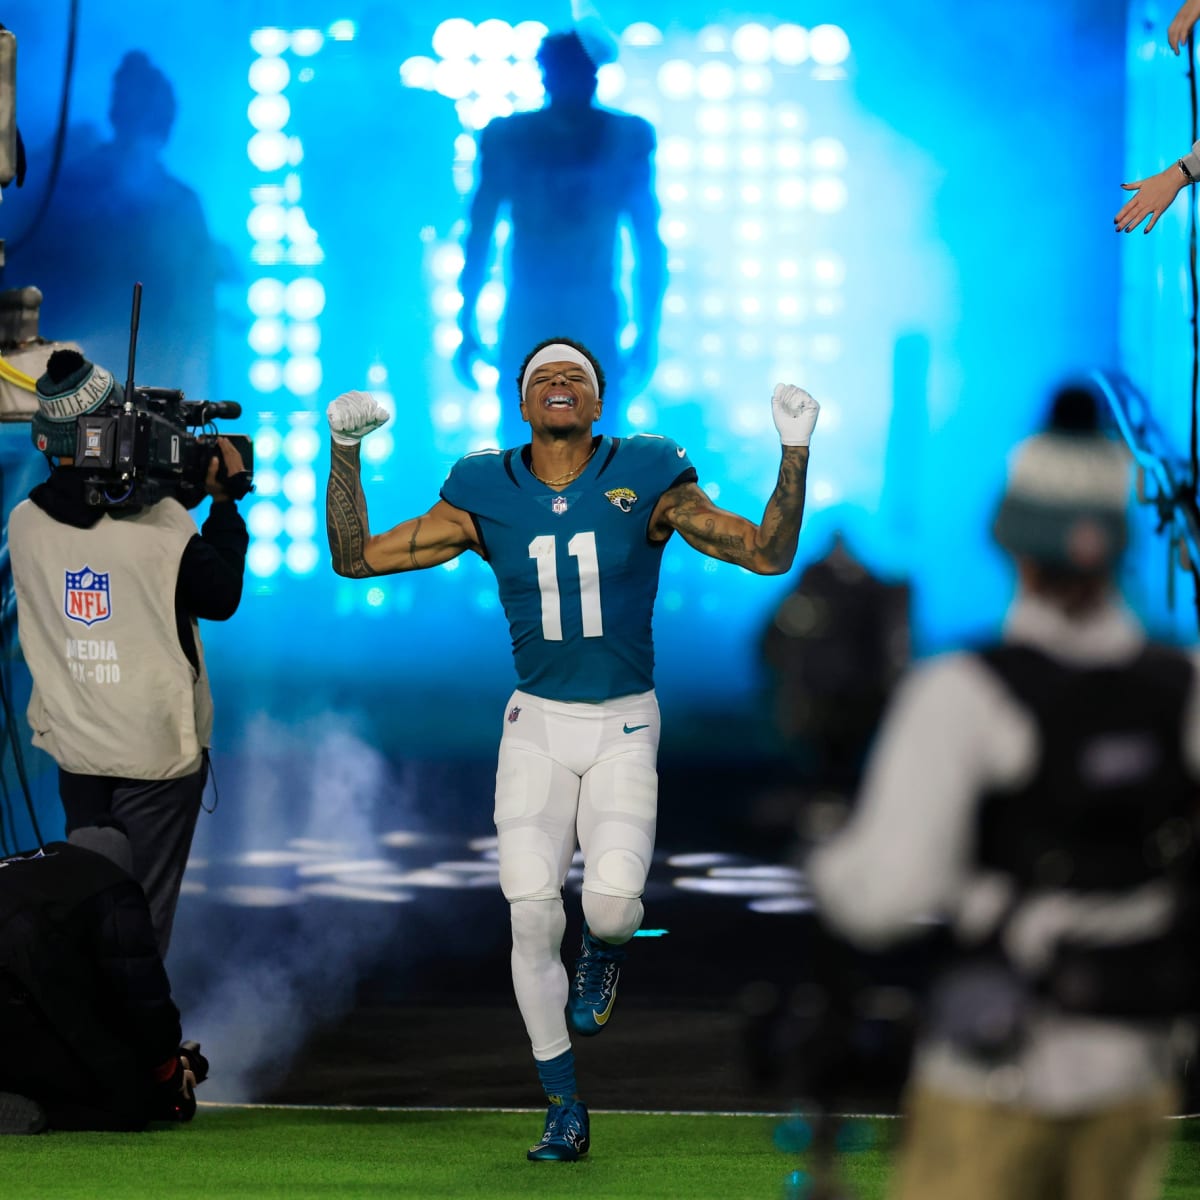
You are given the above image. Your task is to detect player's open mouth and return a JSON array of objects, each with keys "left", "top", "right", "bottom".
[{"left": 544, "top": 392, "right": 576, "bottom": 409}]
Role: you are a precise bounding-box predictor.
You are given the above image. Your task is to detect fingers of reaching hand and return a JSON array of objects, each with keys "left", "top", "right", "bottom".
[
  {"left": 1169, "top": 2, "right": 1200, "bottom": 51},
  {"left": 771, "top": 382, "right": 820, "bottom": 447},
  {"left": 1114, "top": 180, "right": 1166, "bottom": 232},
  {"left": 1114, "top": 199, "right": 1146, "bottom": 232},
  {"left": 327, "top": 390, "right": 390, "bottom": 445}
]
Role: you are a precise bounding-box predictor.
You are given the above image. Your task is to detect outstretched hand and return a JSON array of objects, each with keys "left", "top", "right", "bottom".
[
  {"left": 1169, "top": 0, "right": 1200, "bottom": 53},
  {"left": 327, "top": 390, "right": 390, "bottom": 445},
  {"left": 1115, "top": 166, "right": 1189, "bottom": 234},
  {"left": 771, "top": 383, "right": 820, "bottom": 447}
]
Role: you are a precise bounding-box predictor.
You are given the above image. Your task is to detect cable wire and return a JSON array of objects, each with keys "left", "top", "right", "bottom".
[
  {"left": 0, "top": 353, "right": 36, "bottom": 391},
  {"left": 7, "top": 0, "right": 80, "bottom": 255}
]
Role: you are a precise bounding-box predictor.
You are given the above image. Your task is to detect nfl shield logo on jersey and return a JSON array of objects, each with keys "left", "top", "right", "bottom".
[
  {"left": 552, "top": 496, "right": 568, "bottom": 515},
  {"left": 64, "top": 567, "right": 112, "bottom": 627}
]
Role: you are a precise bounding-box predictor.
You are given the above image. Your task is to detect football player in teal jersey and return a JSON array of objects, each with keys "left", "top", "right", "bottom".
[{"left": 326, "top": 337, "right": 819, "bottom": 1161}]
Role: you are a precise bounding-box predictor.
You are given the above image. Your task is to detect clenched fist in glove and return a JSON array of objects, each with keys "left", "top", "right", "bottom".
[
  {"left": 327, "top": 390, "right": 390, "bottom": 446},
  {"left": 771, "top": 383, "right": 820, "bottom": 447}
]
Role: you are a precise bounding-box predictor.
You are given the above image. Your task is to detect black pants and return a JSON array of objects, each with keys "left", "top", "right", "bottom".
[{"left": 58, "top": 756, "right": 208, "bottom": 958}]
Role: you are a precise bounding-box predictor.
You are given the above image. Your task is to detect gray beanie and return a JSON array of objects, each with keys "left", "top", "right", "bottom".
[
  {"left": 68, "top": 824, "right": 134, "bottom": 875},
  {"left": 33, "top": 348, "right": 121, "bottom": 457},
  {"left": 992, "top": 430, "right": 1131, "bottom": 573}
]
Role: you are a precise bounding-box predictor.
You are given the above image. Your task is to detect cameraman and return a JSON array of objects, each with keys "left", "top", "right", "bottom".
[
  {"left": 808, "top": 392, "right": 1200, "bottom": 1200},
  {"left": 0, "top": 821, "right": 205, "bottom": 1133},
  {"left": 7, "top": 349, "right": 248, "bottom": 956}
]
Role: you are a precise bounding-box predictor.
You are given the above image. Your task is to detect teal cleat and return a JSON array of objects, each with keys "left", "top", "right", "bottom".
[
  {"left": 567, "top": 924, "right": 626, "bottom": 1037},
  {"left": 527, "top": 1099, "right": 590, "bottom": 1162}
]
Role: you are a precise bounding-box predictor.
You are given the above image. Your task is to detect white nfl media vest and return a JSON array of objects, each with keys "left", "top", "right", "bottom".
[{"left": 8, "top": 495, "right": 213, "bottom": 778}]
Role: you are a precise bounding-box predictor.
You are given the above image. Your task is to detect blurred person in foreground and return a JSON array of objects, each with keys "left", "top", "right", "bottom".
[
  {"left": 760, "top": 529, "right": 910, "bottom": 796},
  {"left": 0, "top": 822, "right": 206, "bottom": 1133},
  {"left": 808, "top": 388, "right": 1200, "bottom": 1200}
]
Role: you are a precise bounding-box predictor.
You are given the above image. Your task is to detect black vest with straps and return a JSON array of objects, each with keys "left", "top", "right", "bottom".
[
  {"left": 965, "top": 641, "right": 1200, "bottom": 1020},
  {"left": 976, "top": 642, "right": 1198, "bottom": 892}
]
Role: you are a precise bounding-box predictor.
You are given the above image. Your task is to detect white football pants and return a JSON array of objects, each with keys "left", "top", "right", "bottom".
[{"left": 494, "top": 688, "right": 659, "bottom": 1060}]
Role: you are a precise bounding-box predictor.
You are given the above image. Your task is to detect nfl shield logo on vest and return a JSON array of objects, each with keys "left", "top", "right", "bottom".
[{"left": 64, "top": 567, "right": 111, "bottom": 627}]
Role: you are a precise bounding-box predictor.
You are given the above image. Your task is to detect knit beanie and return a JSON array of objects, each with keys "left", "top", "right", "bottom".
[
  {"left": 33, "top": 348, "right": 121, "bottom": 457},
  {"left": 993, "top": 388, "right": 1131, "bottom": 574}
]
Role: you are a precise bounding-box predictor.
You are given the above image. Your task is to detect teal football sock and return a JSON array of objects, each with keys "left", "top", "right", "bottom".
[{"left": 535, "top": 1048, "right": 578, "bottom": 1104}]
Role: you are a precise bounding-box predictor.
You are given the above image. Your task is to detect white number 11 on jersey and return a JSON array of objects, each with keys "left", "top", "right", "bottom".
[{"left": 529, "top": 532, "right": 603, "bottom": 640}]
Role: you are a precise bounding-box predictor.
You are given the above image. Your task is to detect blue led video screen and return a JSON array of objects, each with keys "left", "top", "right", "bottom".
[{"left": 2, "top": 0, "right": 1137, "bottom": 759}]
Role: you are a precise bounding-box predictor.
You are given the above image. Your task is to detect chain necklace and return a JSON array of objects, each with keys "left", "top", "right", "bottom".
[{"left": 528, "top": 441, "right": 598, "bottom": 487}]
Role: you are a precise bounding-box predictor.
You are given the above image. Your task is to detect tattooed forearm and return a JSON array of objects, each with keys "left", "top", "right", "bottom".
[
  {"left": 326, "top": 443, "right": 379, "bottom": 577},
  {"left": 668, "top": 491, "right": 754, "bottom": 564},
  {"left": 754, "top": 445, "right": 809, "bottom": 572},
  {"left": 666, "top": 446, "right": 809, "bottom": 574}
]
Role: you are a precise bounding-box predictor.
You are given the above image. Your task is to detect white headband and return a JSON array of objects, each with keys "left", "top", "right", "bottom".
[{"left": 520, "top": 344, "right": 600, "bottom": 402}]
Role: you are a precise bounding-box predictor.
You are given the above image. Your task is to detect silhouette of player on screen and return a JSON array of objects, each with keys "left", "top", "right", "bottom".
[
  {"left": 453, "top": 30, "right": 666, "bottom": 446},
  {"left": 292, "top": 16, "right": 460, "bottom": 406},
  {"left": 9, "top": 51, "right": 229, "bottom": 399}
]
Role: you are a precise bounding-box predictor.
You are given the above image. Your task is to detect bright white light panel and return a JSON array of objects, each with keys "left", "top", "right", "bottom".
[{"left": 244, "top": 18, "right": 850, "bottom": 590}]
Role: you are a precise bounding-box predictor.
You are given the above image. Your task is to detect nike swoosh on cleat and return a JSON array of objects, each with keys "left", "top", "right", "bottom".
[
  {"left": 622, "top": 723, "right": 649, "bottom": 734},
  {"left": 591, "top": 979, "right": 619, "bottom": 1026}
]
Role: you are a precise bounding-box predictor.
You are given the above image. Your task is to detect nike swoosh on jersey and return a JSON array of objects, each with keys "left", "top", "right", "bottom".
[{"left": 622, "top": 723, "right": 650, "bottom": 734}]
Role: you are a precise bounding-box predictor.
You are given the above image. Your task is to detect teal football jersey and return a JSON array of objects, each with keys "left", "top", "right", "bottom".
[{"left": 440, "top": 434, "right": 697, "bottom": 701}]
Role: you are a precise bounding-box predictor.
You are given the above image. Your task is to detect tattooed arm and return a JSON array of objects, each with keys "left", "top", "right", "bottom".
[
  {"left": 326, "top": 442, "right": 478, "bottom": 577},
  {"left": 649, "top": 446, "right": 810, "bottom": 575}
]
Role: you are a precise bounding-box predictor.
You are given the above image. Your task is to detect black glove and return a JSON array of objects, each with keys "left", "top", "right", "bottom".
[{"left": 220, "top": 470, "right": 254, "bottom": 501}]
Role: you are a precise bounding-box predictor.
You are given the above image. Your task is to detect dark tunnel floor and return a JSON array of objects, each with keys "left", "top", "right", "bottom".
[
  {"left": 164, "top": 762, "right": 921, "bottom": 1115},
  {"left": 171, "top": 873, "right": 917, "bottom": 1115}
]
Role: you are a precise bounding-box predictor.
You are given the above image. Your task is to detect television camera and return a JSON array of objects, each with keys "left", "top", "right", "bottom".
[
  {"left": 73, "top": 282, "right": 253, "bottom": 509},
  {"left": 74, "top": 382, "right": 253, "bottom": 510}
]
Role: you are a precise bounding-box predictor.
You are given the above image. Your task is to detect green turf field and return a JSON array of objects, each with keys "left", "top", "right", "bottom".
[{"left": 3, "top": 1107, "right": 1200, "bottom": 1199}]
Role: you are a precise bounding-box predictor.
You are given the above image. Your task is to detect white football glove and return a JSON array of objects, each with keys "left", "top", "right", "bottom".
[
  {"left": 771, "top": 383, "right": 820, "bottom": 447},
  {"left": 327, "top": 390, "right": 390, "bottom": 446}
]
